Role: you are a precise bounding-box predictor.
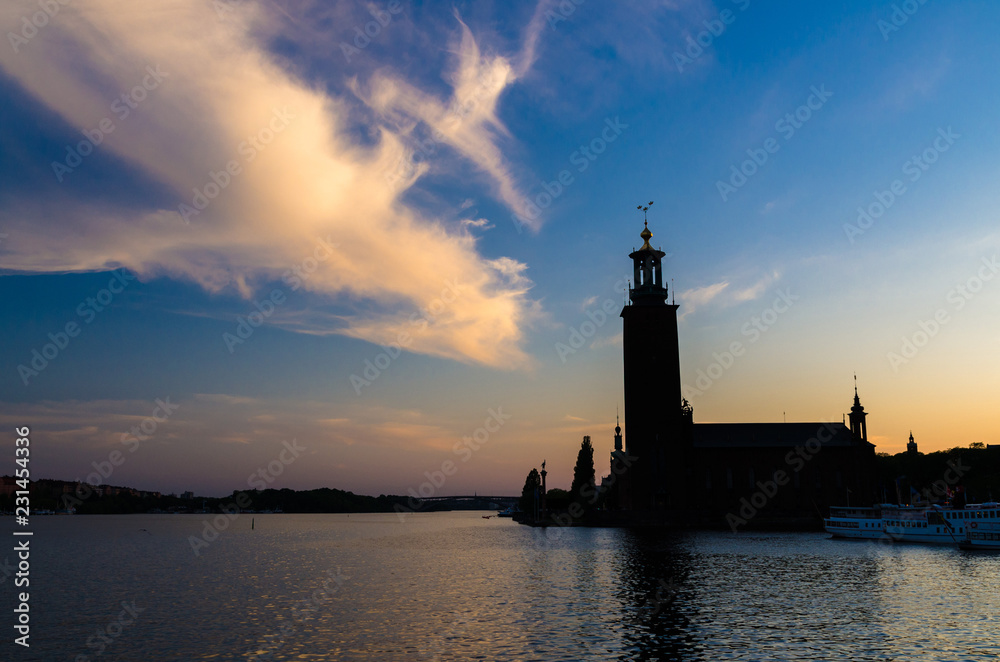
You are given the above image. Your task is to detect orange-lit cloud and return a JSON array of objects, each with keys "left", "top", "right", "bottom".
[{"left": 0, "top": 0, "right": 541, "bottom": 368}]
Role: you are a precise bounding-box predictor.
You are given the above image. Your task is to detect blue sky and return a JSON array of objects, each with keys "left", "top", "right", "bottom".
[{"left": 1, "top": 0, "right": 998, "bottom": 497}]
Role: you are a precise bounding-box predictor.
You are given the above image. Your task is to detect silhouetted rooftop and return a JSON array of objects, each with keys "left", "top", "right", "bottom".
[{"left": 692, "top": 422, "right": 864, "bottom": 448}]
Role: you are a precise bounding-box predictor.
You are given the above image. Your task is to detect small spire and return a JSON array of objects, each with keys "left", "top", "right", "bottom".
[{"left": 636, "top": 201, "right": 654, "bottom": 250}]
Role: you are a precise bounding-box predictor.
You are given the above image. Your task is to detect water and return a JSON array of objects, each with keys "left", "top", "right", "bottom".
[{"left": 4, "top": 512, "right": 1000, "bottom": 661}]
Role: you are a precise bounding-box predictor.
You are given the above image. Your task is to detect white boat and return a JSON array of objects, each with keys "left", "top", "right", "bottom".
[
  {"left": 881, "top": 503, "right": 1000, "bottom": 545},
  {"left": 959, "top": 520, "right": 1000, "bottom": 551},
  {"left": 825, "top": 502, "right": 1000, "bottom": 545},
  {"left": 824, "top": 505, "right": 887, "bottom": 539}
]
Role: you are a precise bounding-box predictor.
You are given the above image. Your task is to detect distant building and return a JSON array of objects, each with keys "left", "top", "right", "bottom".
[
  {"left": 603, "top": 222, "right": 878, "bottom": 526},
  {"left": 181, "top": 491, "right": 194, "bottom": 500},
  {"left": 907, "top": 431, "right": 919, "bottom": 455}
]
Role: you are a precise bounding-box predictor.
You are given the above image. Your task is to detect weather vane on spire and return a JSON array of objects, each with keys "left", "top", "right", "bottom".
[{"left": 636, "top": 200, "right": 654, "bottom": 224}]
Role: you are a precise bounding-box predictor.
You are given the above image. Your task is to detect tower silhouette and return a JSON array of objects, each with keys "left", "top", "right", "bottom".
[{"left": 620, "top": 219, "right": 683, "bottom": 511}]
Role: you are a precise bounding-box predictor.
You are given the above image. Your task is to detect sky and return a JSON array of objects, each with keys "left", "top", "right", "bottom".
[{"left": 1, "top": 0, "right": 999, "bottom": 498}]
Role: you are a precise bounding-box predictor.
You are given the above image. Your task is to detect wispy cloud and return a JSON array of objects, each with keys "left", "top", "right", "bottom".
[
  {"left": 0, "top": 0, "right": 545, "bottom": 369},
  {"left": 679, "top": 270, "right": 781, "bottom": 318},
  {"left": 731, "top": 271, "right": 780, "bottom": 302},
  {"left": 680, "top": 280, "right": 729, "bottom": 311}
]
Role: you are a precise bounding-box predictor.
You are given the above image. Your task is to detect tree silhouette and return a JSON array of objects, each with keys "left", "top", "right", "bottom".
[
  {"left": 519, "top": 468, "right": 540, "bottom": 514},
  {"left": 570, "top": 435, "right": 596, "bottom": 511}
]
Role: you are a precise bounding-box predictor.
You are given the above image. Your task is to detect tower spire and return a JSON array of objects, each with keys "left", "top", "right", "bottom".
[
  {"left": 613, "top": 408, "right": 622, "bottom": 452},
  {"left": 628, "top": 203, "right": 668, "bottom": 305},
  {"left": 849, "top": 380, "right": 868, "bottom": 443}
]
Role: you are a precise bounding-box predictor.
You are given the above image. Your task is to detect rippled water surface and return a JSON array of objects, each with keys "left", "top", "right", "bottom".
[{"left": 5, "top": 512, "right": 1000, "bottom": 661}]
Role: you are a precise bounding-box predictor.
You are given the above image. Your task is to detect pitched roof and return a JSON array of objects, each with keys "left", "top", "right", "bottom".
[{"left": 692, "top": 422, "right": 865, "bottom": 448}]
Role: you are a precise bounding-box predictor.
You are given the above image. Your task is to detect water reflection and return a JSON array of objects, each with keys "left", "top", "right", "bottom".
[
  {"left": 9, "top": 514, "right": 1000, "bottom": 661},
  {"left": 613, "top": 529, "right": 697, "bottom": 661}
]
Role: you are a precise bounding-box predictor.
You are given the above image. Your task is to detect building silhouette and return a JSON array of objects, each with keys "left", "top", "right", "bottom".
[{"left": 605, "top": 222, "right": 877, "bottom": 526}]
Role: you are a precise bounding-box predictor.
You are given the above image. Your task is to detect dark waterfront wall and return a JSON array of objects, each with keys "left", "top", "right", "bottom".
[{"left": 685, "top": 422, "right": 878, "bottom": 528}]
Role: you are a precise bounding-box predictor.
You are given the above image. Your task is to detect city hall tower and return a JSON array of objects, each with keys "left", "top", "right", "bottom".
[{"left": 620, "top": 220, "right": 685, "bottom": 511}]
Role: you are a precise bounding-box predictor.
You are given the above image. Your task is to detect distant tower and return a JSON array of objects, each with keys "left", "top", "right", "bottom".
[
  {"left": 907, "top": 431, "right": 918, "bottom": 455},
  {"left": 849, "top": 382, "right": 868, "bottom": 443},
  {"left": 614, "top": 411, "right": 623, "bottom": 453},
  {"left": 620, "top": 214, "right": 684, "bottom": 511}
]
